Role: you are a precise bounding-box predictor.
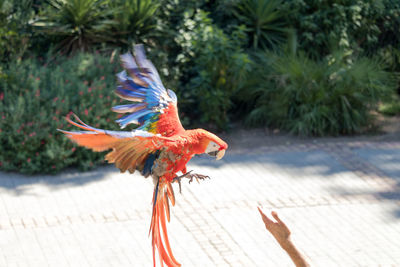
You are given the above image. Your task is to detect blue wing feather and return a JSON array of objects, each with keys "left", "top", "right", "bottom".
[
  {"left": 134, "top": 45, "right": 165, "bottom": 88},
  {"left": 116, "top": 87, "right": 146, "bottom": 98},
  {"left": 113, "top": 45, "right": 177, "bottom": 129},
  {"left": 112, "top": 103, "right": 146, "bottom": 113},
  {"left": 116, "top": 110, "right": 155, "bottom": 128}
]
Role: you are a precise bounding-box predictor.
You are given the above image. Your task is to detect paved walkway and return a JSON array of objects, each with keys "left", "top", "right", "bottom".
[{"left": 0, "top": 138, "right": 400, "bottom": 266}]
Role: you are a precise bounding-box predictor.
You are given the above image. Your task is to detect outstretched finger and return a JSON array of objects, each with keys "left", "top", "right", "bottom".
[
  {"left": 257, "top": 206, "right": 264, "bottom": 216},
  {"left": 257, "top": 206, "right": 267, "bottom": 218},
  {"left": 258, "top": 207, "right": 273, "bottom": 224}
]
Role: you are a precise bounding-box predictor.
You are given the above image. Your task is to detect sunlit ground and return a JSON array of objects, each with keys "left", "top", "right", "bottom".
[{"left": 0, "top": 138, "right": 399, "bottom": 266}]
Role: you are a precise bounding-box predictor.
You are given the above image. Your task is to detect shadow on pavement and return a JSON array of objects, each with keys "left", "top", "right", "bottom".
[
  {"left": 194, "top": 150, "right": 348, "bottom": 176},
  {"left": 195, "top": 147, "right": 400, "bottom": 218},
  {"left": 0, "top": 165, "right": 116, "bottom": 195},
  {"left": 2, "top": 145, "right": 399, "bottom": 218}
]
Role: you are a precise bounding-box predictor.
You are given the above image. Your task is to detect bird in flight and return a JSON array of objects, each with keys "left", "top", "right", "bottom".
[{"left": 59, "top": 45, "right": 228, "bottom": 267}]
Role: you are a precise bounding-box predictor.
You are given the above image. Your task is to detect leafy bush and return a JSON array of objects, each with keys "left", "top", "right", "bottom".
[
  {"left": 179, "top": 11, "right": 252, "bottom": 130},
  {"left": 0, "top": 0, "right": 34, "bottom": 62},
  {"left": 245, "top": 51, "right": 397, "bottom": 136},
  {"left": 0, "top": 53, "right": 122, "bottom": 174},
  {"left": 371, "top": 1, "right": 400, "bottom": 72},
  {"left": 280, "top": 0, "right": 386, "bottom": 58},
  {"left": 379, "top": 95, "right": 400, "bottom": 116},
  {"left": 110, "top": 0, "right": 159, "bottom": 48},
  {"left": 32, "top": 0, "right": 118, "bottom": 54},
  {"left": 233, "top": 0, "right": 289, "bottom": 50},
  {"left": 150, "top": 0, "right": 206, "bottom": 88}
]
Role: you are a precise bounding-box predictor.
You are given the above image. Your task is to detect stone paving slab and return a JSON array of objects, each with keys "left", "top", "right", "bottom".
[{"left": 0, "top": 141, "right": 400, "bottom": 266}]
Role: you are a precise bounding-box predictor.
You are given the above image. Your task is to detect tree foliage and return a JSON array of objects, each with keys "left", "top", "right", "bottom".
[
  {"left": 233, "top": 0, "right": 289, "bottom": 50},
  {"left": 0, "top": 53, "right": 121, "bottom": 173},
  {"left": 245, "top": 51, "right": 397, "bottom": 135},
  {"left": 32, "top": 0, "right": 118, "bottom": 53},
  {"left": 1, "top": 0, "right": 400, "bottom": 174},
  {"left": 110, "top": 0, "right": 159, "bottom": 48},
  {"left": 181, "top": 11, "right": 252, "bottom": 129},
  {"left": 0, "top": 0, "right": 33, "bottom": 62}
]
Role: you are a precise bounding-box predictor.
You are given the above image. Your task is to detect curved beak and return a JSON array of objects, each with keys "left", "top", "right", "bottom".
[{"left": 216, "top": 149, "right": 225, "bottom": 160}]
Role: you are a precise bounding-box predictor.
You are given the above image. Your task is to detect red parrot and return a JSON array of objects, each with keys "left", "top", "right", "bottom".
[{"left": 59, "top": 45, "right": 228, "bottom": 267}]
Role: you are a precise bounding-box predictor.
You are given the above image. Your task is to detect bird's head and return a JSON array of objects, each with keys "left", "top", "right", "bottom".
[
  {"left": 205, "top": 140, "right": 227, "bottom": 160},
  {"left": 194, "top": 129, "right": 228, "bottom": 160}
]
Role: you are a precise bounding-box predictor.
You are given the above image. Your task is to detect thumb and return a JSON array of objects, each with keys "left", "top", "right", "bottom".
[
  {"left": 271, "top": 211, "right": 283, "bottom": 224},
  {"left": 271, "top": 211, "right": 290, "bottom": 232}
]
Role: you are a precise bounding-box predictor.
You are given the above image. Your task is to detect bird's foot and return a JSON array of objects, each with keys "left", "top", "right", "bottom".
[
  {"left": 172, "top": 171, "right": 210, "bottom": 193},
  {"left": 187, "top": 173, "right": 210, "bottom": 184}
]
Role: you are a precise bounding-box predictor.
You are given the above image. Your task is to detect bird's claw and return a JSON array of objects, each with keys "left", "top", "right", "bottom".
[
  {"left": 172, "top": 171, "right": 210, "bottom": 193},
  {"left": 188, "top": 173, "right": 210, "bottom": 184}
]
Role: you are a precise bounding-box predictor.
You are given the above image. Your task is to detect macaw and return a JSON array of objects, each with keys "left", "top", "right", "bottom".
[{"left": 59, "top": 45, "right": 228, "bottom": 267}]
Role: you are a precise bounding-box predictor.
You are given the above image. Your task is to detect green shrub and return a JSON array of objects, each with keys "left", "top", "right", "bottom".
[
  {"left": 245, "top": 51, "right": 397, "bottom": 136},
  {"left": 0, "top": 53, "right": 122, "bottom": 174},
  {"left": 233, "top": 0, "right": 289, "bottom": 50},
  {"left": 110, "top": 0, "right": 159, "bottom": 48},
  {"left": 179, "top": 11, "right": 252, "bottom": 130},
  {"left": 32, "top": 0, "right": 118, "bottom": 54},
  {"left": 281, "top": 0, "right": 386, "bottom": 59},
  {"left": 145, "top": 0, "right": 200, "bottom": 86},
  {"left": 379, "top": 95, "right": 400, "bottom": 116},
  {"left": 0, "top": 0, "right": 34, "bottom": 62}
]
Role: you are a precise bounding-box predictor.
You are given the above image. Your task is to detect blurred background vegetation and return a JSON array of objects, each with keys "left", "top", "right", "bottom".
[{"left": 1, "top": 0, "right": 400, "bottom": 174}]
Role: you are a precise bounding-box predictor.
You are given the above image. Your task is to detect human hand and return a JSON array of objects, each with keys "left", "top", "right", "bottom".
[
  {"left": 257, "top": 207, "right": 291, "bottom": 249},
  {"left": 258, "top": 207, "right": 310, "bottom": 267}
]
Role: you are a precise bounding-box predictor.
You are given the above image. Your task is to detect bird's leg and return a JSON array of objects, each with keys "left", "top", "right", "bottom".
[{"left": 173, "top": 170, "right": 193, "bottom": 194}]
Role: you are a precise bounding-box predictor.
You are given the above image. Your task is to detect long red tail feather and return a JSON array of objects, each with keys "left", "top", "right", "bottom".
[
  {"left": 163, "top": 191, "right": 170, "bottom": 222},
  {"left": 151, "top": 181, "right": 181, "bottom": 267}
]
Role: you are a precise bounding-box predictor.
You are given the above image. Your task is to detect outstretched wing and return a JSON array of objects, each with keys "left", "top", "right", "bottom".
[
  {"left": 59, "top": 114, "right": 171, "bottom": 174},
  {"left": 112, "top": 45, "right": 185, "bottom": 137}
]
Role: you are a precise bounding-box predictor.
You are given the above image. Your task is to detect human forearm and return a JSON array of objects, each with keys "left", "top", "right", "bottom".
[{"left": 280, "top": 239, "right": 309, "bottom": 267}]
